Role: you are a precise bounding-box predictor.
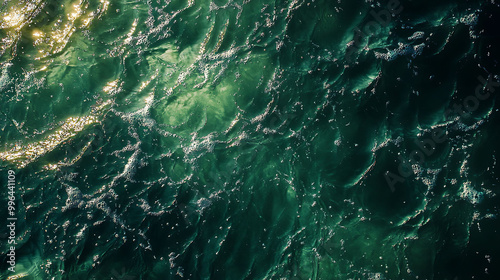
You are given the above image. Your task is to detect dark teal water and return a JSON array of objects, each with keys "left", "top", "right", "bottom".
[{"left": 1, "top": 0, "right": 500, "bottom": 279}]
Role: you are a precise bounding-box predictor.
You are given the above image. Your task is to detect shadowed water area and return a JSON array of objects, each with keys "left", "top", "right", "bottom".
[{"left": 1, "top": 0, "right": 500, "bottom": 279}]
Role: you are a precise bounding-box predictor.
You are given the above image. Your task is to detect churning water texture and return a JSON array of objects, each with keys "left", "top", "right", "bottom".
[{"left": 1, "top": 0, "right": 500, "bottom": 279}]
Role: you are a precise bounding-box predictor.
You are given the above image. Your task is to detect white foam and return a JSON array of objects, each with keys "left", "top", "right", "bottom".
[
  {"left": 460, "top": 13, "right": 479, "bottom": 38},
  {"left": 408, "top": 31, "right": 424, "bottom": 41},
  {"left": 0, "top": 62, "right": 12, "bottom": 90},
  {"left": 63, "top": 186, "right": 85, "bottom": 211},
  {"left": 375, "top": 42, "right": 425, "bottom": 61},
  {"left": 460, "top": 182, "right": 484, "bottom": 204}
]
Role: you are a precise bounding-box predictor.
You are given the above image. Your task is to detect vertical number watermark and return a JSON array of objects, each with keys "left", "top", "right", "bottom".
[{"left": 6, "top": 170, "right": 17, "bottom": 273}]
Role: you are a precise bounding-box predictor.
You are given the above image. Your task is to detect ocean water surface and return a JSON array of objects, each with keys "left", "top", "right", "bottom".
[{"left": 1, "top": 0, "right": 500, "bottom": 279}]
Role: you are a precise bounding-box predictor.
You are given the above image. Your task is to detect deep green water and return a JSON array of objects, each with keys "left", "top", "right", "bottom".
[{"left": 1, "top": 0, "right": 500, "bottom": 279}]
